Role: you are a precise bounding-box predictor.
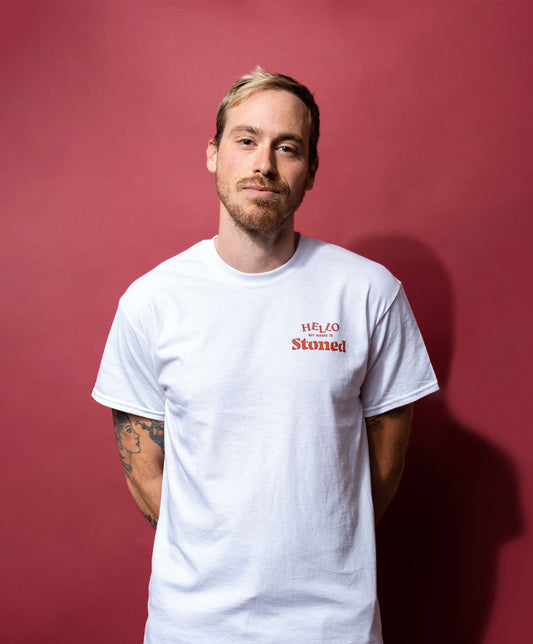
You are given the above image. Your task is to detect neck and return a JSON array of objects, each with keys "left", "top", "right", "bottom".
[{"left": 215, "top": 210, "right": 299, "bottom": 273}]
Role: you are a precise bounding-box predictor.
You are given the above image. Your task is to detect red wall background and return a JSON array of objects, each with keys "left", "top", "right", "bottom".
[{"left": 2, "top": 2, "right": 531, "bottom": 642}]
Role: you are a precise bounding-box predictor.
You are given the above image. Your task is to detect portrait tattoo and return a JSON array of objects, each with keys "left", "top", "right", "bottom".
[{"left": 112, "top": 409, "right": 141, "bottom": 473}]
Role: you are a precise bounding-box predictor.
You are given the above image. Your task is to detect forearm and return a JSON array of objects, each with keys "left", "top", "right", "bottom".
[
  {"left": 367, "top": 447, "right": 406, "bottom": 525},
  {"left": 124, "top": 469, "right": 162, "bottom": 529},
  {"left": 366, "top": 404, "right": 413, "bottom": 524},
  {"left": 112, "top": 409, "right": 165, "bottom": 529}
]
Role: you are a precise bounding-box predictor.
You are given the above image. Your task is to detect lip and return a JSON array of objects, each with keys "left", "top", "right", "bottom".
[{"left": 243, "top": 185, "right": 280, "bottom": 197}]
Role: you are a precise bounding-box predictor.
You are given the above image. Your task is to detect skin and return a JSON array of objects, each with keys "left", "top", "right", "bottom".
[
  {"left": 365, "top": 403, "right": 413, "bottom": 524},
  {"left": 112, "top": 409, "right": 164, "bottom": 528},
  {"left": 114, "top": 88, "right": 413, "bottom": 527}
]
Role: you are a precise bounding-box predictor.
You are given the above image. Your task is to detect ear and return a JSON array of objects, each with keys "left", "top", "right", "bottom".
[
  {"left": 305, "top": 157, "right": 319, "bottom": 191},
  {"left": 206, "top": 139, "right": 218, "bottom": 174}
]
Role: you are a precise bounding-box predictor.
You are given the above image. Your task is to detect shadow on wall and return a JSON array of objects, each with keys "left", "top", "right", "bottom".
[{"left": 350, "top": 236, "right": 523, "bottom": 644}]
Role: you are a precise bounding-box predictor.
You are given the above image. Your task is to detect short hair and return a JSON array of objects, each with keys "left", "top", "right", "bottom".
[{"left": 214, "top": 67, "right": 320, "bottom": 167}]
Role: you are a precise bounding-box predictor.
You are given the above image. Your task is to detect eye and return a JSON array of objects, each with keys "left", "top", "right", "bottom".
[
  {"left": 278, "top": 145, "right": 298, "bottom": 155},
  {"left": 238, "top": 138, "right": 254, "bottom": 146}
]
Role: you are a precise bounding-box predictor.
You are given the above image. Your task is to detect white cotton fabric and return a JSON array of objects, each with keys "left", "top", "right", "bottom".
[{"left": 92, "top": 235, "right": 438, "bottom": 643}]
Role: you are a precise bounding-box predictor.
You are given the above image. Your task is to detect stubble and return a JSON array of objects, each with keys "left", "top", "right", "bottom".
[{"left": 215, "top": 174, "right": 306, "bottom": 236}]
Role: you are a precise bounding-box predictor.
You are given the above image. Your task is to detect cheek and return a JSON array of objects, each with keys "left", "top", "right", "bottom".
[
  {"left": 218, "top": 148, "right": 250, "bottom": 179},
  {"left": 124, "top": 432, "right": 138, "bottom": 446},
  {"left": 220, "top": 158, "right": 242, "bottom": 180},
  {"left": 288, "top": 169, "right": 311, "bottom": 192}
]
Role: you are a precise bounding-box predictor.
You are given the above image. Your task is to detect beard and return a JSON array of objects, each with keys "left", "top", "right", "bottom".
[{"left": 215, "top": 173, "right": 307, "bottom": 236}]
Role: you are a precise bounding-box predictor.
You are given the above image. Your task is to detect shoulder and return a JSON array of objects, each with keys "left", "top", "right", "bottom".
[
  {"left": 120, "top": 239, "right": 210, "bottom": 310},
  {"left": 302, "top": 236, "right": 401, "bottom": 301}
]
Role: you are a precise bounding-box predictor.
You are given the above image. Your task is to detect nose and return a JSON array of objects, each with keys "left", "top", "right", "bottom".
[{"left": 254, "top": 145, "right": 277, "bottom": 179}]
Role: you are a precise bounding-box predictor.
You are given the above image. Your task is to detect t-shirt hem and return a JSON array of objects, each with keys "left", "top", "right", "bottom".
[
  {"left": 91, "top": 389, "right": 165, "bottom": 420},
  {"left": 363, "top": 380, "right": 439, "bottom": 417}
]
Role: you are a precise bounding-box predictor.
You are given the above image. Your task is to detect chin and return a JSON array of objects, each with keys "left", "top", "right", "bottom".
[{"left": 231, "top": 208, "right": 290, "bottom": 235}]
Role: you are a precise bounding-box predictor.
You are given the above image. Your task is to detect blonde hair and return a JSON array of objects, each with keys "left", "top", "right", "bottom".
[{"left": 214, "top": 67, "right": 320, "bottom": 167}]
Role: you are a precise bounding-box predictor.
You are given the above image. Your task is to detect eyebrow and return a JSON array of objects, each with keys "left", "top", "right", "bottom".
[{"left": 229, "top": 125, "right": 305, "bottom": 147}]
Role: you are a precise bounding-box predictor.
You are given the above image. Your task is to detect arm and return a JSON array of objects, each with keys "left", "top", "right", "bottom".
[
  {"left": 365, "top": 403, "right": 413, "bottom": 525},
  {"left": 112, "top": 409, "right": 164, "bottom": 529}
]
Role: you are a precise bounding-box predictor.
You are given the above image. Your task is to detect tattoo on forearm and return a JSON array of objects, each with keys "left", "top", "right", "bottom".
[
  {"left": 112, "top": 410, "right": 163, "bottom": 527},
  {"left": 365, "top": 415, "right": 382, "bottom": 431},
  {"left": 112, "top": 410, "right": 164, "bottom": 473},
  {"left": 134, "top": 419, "right": 165, "bottom": 454},
  {"left": 365, "top": 405, "right": 410, "bottom": 432}
]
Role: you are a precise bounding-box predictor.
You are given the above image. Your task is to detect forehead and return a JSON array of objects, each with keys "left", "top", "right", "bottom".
[{"left": 224, "top": 89, "right": 310, "bottom": 143}]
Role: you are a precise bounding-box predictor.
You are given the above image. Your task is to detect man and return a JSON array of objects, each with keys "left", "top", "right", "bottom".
[{"left": 92, "top": 68, "right": 438, "bottom": 643}]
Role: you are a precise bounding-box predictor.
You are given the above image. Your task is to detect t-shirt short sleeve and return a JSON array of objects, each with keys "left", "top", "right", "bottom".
[
  {"left": 92, "top": 301, "right": 165, "bottom": 420},
  {"left": 360, "top": 285, "right": 438, "bottom": 417}
]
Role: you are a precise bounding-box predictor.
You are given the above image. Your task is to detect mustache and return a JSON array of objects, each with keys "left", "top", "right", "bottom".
[{"left": 237, "top": 177, "right": 289, "bottom": 195}]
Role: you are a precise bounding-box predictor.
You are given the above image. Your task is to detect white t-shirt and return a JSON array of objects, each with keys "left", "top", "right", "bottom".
[{"left": 93, "top": 235, "right": 438, "bottom": 644}]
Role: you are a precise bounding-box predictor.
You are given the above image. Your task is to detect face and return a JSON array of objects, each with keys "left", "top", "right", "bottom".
[
  {"left": 118, "top": 422, "right": 141, "bottom": 454},
  {"left": 207, "top": 89, "right": 317, "bottom": 235}
]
